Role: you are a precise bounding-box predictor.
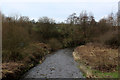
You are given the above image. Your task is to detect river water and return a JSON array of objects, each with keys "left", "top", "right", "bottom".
[{"left": 22, "top": 49, "right": 83, "bottom": 79}]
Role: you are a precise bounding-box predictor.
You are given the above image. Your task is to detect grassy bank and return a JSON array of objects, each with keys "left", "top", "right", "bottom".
[
  {"left": 73, "top": 43, "right": 118, "bottom": 78},
  {"left": 2, "top": 43, "right": 51, "bottom": 80}
]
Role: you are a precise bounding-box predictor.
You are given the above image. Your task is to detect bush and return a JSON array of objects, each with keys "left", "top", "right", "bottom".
[
  {"left": 105, "top": 34, "right": 120, "bottom": 48},
  {"left": 2, "top": 50, "right": 24, "bottom": 62},
  {"left": 47, "top": 38, "right": 62, "bottom": 51},
  {"left": 2, "top": 16, "right": 33, "bottom": 62},
  {"left": 73, "top": 44, "right": 118, "bottom": 72}
]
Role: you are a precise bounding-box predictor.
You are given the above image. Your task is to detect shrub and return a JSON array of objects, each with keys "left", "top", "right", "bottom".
[
  {"left": 2, "top": 50, "right": 24, "bottom": 62},
  {"left": 73, "top": 44, "right": 118, "bottom": 72},
  {"left": 47, "top": 38, "right": 62, "bottom": 51},
  {"left": 105, "top": 34, "right": 120, "bottom": 48},
  {"left": 2, "top": 16, "right": 30, "bottom": 62}
]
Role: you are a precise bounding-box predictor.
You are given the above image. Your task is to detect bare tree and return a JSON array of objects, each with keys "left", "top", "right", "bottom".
[
  {"left": 66, "top": 13, "right": 77, "bottom": 24},
  {"left": 38, "top": 17, "right": 55, "bottom": 24}
]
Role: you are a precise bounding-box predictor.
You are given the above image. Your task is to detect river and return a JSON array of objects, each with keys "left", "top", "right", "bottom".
[{"left": 22, "top": 49, "right": 84, "bottom": 79}]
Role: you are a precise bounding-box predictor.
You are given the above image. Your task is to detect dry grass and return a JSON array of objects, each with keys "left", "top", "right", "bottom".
[
  {"left": 2, "top": 42, "right": 51, "bottom": 79},
  {"left": 73, "top": 43, "right": 118, "bottom": 78},
  {"left": 2, "top": 62, "right": 24, "bottom": 78}
]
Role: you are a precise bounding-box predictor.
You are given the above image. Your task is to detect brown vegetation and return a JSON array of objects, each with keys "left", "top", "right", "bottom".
[
  {"left": 2, "top": 42, "right": 50, "bottom": 80},
  {"left": 2, "top": 11, "right": 119, "bottom": 79},
  {"left": 73, "top": 43, "right": 118, "bottom": 78}
]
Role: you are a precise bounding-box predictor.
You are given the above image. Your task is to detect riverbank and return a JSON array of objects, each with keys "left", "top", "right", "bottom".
[
  {"left": 2, "top": 43, "right": 51, "bottom": 80},
  {"left": 73, "top": 43, "right": 118, "bottom": 78}
]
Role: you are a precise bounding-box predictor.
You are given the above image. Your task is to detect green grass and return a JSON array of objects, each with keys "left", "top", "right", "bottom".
[
  {"left": 92, "top": 70, "right": 118, "bottom": 78},
  {"left": 76, "top": 60, "right": 119, "bottom": 78}
]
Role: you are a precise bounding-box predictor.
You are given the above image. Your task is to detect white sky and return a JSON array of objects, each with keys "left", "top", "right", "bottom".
[
  {"left": 0, "top": 0, "right": 119, "bottom": 3},
  {"left": 0, "top": 0, "right": 119, "bottom": 22}
]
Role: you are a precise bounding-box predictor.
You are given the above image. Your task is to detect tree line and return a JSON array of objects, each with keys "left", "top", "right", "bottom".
[{"left": 2, "top": 11, "right": 119, "bottom": 62}]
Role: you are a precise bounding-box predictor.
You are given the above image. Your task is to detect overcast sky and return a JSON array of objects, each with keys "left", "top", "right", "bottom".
[{"left": 0, "top": 0, "right": 119, "bottom": 22}]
